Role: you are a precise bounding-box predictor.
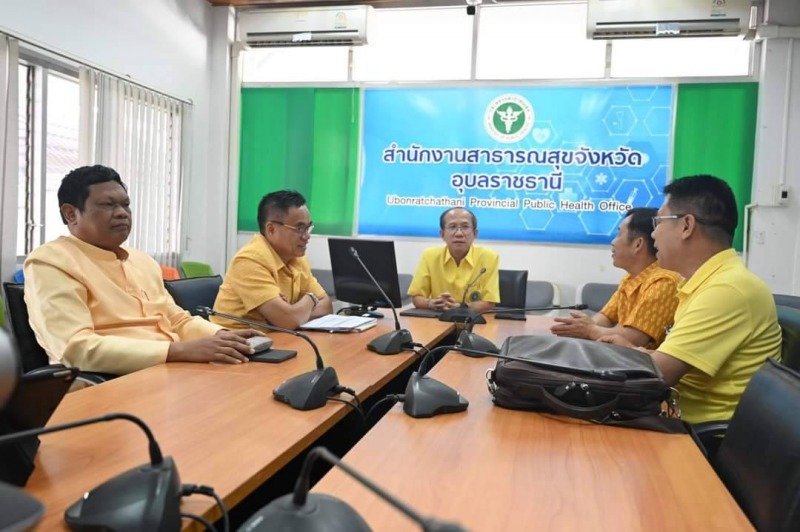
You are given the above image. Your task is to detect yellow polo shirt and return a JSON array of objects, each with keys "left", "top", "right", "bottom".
[
  {"left": 658, "top": 249, "right": 782, "bottom": 424},
  {"left": 212, "top": 234, "right": 325, "bottom": 329},
  {"left": 23, "top": 235, "right": 221, "bottom": 375},
  {"left": 407, "top": 244, "right": 500, "bottom": 304},
  {"left": 601, "top": 261, "right": 681, "bottom": 349}
]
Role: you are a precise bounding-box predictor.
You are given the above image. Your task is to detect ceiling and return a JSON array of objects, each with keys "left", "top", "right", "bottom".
[{"left": 207, "top": 1, "right": 480, "bottom": 7}]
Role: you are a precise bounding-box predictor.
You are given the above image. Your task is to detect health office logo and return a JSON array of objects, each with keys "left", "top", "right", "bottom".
[{"left": 484, "top": 94, "right": 534, "bottom": 143}]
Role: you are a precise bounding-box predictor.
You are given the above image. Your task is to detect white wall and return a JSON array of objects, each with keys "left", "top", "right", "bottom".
[{"left": 0, "top": 0, "right": 232, "bottom": 273}]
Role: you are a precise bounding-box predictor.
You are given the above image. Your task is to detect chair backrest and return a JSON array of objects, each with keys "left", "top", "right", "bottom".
[
  {"left": 498, "top": 270, "right": 528, "bottom": 309},
  {"left": 774, "top": 293, "right": 800, "bottom": 311},
  {"left": 160, "top": 265, "right": 181, "bottom": 280},
  {"left": 179, "top": 261, "right": 214, "bottom": 278},
  {"left": 1, "top": 283, "right": 49, "bottom": 374},
  {"left": 311, "top": 269, "right": 335, "bottom": 298},
  {"left": 576, "top": 282, "right": 617, "bottom": 312},
  {"left": 525, "top": 280, "right": 557, "bottom": 308},
  {"left": 164, "top": 275, "right": 223, "bottom": 317},
  {"left": 776, "top": 305, "right": 800, "bottom": 371},
  {"left": 715, "top": 360, "right": 800, "bottom": 532},
  {"left": 398, "top": 273, "right": 413, "bottom": 306}
]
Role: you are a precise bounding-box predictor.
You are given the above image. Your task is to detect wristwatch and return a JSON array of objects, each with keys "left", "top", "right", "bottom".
[{"left": 305, "top": 292, "right": 320, "bottom": 308}]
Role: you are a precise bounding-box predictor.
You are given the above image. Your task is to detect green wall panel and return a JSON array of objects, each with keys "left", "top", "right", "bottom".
[
  {"left": 673, "top": 82, "right": 759, "bottom": 251},
  {"left": 238, "top": 88, "right": 359, "bottom": 235}
]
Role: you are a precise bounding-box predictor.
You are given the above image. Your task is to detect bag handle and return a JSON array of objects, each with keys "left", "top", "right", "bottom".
[{"left": 537, "top": 386, "right": 619, "bottom": 421}]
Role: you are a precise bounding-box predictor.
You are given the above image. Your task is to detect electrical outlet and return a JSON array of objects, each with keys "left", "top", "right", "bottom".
[{"left": 775, "top": 184, "right": 790, "bottom": 205}]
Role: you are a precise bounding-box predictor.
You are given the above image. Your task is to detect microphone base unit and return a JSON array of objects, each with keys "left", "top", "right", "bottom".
[
  {"left": 238, "top": 492, "right": 370, "bottom": 532},
  {"left": 403, "top": 372, "right": 469, "bottom": 419},
  {"left": 367, "top": 329, "right": 414, "bottom": 355},
  {"left": 494, "top": 311, "right": 527, "bottom": 321},
  {"left": 0, "top": 482, "right": 43, "bottom": 531},
  {"left": 64, "top": 456, "right": 181, "bottom": 531},
  {"left": 456, "top": 330, "right": 500, "bottom": 355},
  {"left": 273, "top": 367, "right": 340, "bottom": 411},
  {"left": 438, "top": 307, "right": 485, "bottom": 324}
]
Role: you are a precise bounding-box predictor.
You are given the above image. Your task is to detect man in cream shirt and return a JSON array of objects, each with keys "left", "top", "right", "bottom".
[{"left": 24, "top": 165, "right": 262, "bottom": 376}]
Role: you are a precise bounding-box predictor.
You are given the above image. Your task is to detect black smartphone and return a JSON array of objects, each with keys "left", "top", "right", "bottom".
[{"left": 249, "top": 349, "right": 297, "bottom": 363}]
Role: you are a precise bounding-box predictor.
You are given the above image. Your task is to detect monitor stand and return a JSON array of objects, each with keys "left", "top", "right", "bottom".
[{"left": 339, "top": 305, "right": 384, "bottom": 319}]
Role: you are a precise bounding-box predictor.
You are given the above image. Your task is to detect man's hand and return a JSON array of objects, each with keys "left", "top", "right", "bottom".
[
  {"left": 596, "top": 333, "right": 636, "bottom": 348},
  {"left": 167, "top": 328, "right": 265, "bottom": 364},
  {"left": 440, "top": 292, "right": 459, "bottom": 309},
  {"left": 550, "top": 311, "right": 597, "bottom": 339}
]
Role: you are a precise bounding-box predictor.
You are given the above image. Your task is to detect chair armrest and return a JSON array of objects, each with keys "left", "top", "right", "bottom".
[
  {"left": 76, "top": 372, "right": 117, "bottom": 385},
  {"left": 688, "top": 420, "right": 730, "bottom": 460}
]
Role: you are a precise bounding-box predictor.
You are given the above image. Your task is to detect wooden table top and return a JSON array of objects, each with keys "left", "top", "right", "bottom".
[
  {"left": 24, "top": 314, "right": 453, "bottom": 530},
  {"left": 313, "top": 316, "right": 753, "bottom": 531}
]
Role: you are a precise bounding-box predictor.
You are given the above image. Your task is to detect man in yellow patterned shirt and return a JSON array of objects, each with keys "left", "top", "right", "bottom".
[
  {"left": 551, "top": 208, "right": 680, "bottom": 349},
  {"left": 407, "top": 207, "right": 500, "bottom": 312},
  {"left": 213, "top": 190, "right": 332, "bottom": 330}
]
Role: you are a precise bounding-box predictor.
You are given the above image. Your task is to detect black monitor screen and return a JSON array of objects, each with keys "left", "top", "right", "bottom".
[{"left": 328, "top": 238, "right": 402, "bottom": 309}]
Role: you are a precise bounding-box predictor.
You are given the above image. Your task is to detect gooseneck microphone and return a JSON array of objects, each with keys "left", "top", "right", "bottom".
[
  {"left": 0, "top": 413, "right": 182, "bottom": 530},
  {"left": 198, "top": 307, "right": 340, "bottom": 410},
  {"left": 349, "top": 246, "right": 414, "bottom": 355},
  {"left": 238, "top": 446, "right": 467, "bottom": 532},
  {"left": 458, "top": 304, "right": 590, "bottom": 354},
  {"left": 438, "top": 267, "right": 487, "bottom": 324},
  {"left": 404, "top": 343, "right": 562, "bottom": 419}
]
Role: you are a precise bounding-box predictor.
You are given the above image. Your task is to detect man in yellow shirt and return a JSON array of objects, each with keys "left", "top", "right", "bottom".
[
  {"left": 407, "top": 207, "right": 500, "bottom": 312},
  {"left": 600, "top": 175, "right": 782, "bottom": 425},
  {"left": 551, "top": 208, "right": 680, "bottom": 349},
  {"left": 24, "top": 165, "right": 262, "bottom": 376},
  {"left": 212, "top": 190, "right": 332, "bottom": 330}
]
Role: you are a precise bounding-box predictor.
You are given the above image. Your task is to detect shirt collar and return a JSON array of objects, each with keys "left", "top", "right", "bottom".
[
  {"left": 678, "top": 248, "right": 738, "bottom": 295},
  {"left": 255, "top": 233, "right": 295, "bottom": 272},
  {"left": 67, "top": 234, "right": 129, "bottom": 261},
  {"left": 444, "top": 244, "right": 475, "bottom": 267}
]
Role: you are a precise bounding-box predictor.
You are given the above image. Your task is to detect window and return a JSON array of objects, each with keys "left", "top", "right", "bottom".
[
  {"left": 611, "top": 37, "right": 752, "bottom": 78},
  {"left": 17, "top": 62, "right": 78, "bottom": 256},
  {"left": 242, "top": 47, "right": 350, "bottom": 83}
]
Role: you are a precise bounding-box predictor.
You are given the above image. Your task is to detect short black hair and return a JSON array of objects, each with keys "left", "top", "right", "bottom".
[
  {"left": 58, "top": 165, "right": 126, "bottom": 224},
  {"left": 439, "top": 207, "right": 478, "bottom": 230},
  {"left": 663, "top": 174, "right": 738, "bottom": 246},
  {"left": 257, "top": 190, "right": 307, "bottom": 235},
  {"left": 624, "top": 207, "right": 658, "bottom": 257}
]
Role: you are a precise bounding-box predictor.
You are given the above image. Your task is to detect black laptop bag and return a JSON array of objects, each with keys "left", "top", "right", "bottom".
[{"left": 486, "top": 335, "right": 685, "bottom": 433}]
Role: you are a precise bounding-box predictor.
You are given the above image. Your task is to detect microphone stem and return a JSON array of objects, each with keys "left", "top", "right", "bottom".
[
  {"left": 205, "top": 308, "right": 324, "bottom": 370},
  {"left": 0, "top": 412, "right": 164, "bottom": 465},
  {"left": 350, "top": 249, "right": 402, "bottom": 331},
  {"left": 466, "top": 304, "right": 588, "bottom": 332},
  {"left": 293, "top": 447, "right": 431, "bottom": 527}
]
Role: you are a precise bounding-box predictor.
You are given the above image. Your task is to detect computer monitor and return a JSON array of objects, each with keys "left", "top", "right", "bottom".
[{"left": 328, "top": 238, "right": 403, "bottom": 318}]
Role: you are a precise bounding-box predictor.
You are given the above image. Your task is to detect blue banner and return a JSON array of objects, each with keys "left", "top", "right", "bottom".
[{"left": 358, "top": 86, "right": 673, "bottom": 244}]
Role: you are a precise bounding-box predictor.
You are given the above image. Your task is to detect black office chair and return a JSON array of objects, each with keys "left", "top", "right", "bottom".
[
  {"left": 495, "top": 269, "right": 528, "bottom": 320},
  {"left": 576, "top": 282, "right": 617, "bottom": 313},
  {"left": 164, "top": 275, "right": 223, "bottom": 317},
  {"left": 774, "top": 293, "right": 800, "bottom": 311},
  {"left": 2, "top": 283, "right": 111, "bottom": 384},
  {"left": 776, "top": 305, "right": 800, "bottom": 371},
  {"left": 712, "top": 360, "right": 800, "bottom": 532}
]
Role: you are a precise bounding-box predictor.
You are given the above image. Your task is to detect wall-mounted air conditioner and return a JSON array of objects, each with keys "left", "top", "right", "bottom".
[
  {"left": 587, "top": 0, "right": 754, "bottom": 39},
  {"left": 237, "top": 5, "right": 373, "bottom": 47}
]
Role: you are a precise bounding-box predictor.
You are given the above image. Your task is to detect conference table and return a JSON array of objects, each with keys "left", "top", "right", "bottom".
[
  {"left": 313, "top": 315, "right": 754, "bottom": 531},
  {"left": 22, "top": 312, "right": 751, "bottom": 531},
  {"left": 23, "top": 316, "right": 453, "bottom": 530}
]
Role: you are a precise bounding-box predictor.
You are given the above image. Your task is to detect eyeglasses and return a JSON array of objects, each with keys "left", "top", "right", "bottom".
[
  {"left": 651, "top": 214, "right": 721, "bottom": 231},
  {"left": 269, "top": 220, "right": 314, "bottom": 235},
  {"left": 444, "top": 224, "right": 474, "bottom": 234}
]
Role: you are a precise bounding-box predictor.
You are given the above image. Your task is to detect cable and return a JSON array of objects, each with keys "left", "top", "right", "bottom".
[
  {"left": 181, "top": 484, "right": 229, "bottom": 532},
  {"left": 328, "top": 396, "right": 367, "bottom": 428},
  {"left": 365, "top": 394, "right": 405, "bottom": 423},
  {"left": 181, "top": 512, "right": 217, "bottom": 532},
  {"left": 338, "top": 386, "right": 365, "bottom": 414}
]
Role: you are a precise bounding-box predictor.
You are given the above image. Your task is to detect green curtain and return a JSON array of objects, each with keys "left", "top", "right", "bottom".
[
  {"left": 673, "top": 82, "right": 759, "bottom": 251},
  {"left": 238, "top": 88, "right": 360, "bottom": 235}
]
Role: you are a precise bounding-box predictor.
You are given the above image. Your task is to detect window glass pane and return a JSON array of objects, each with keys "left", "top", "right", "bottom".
[
  {"left": 44, "top": 72, "right": 79, "bottom": 245},
  {"left": 17, "top": 65, "right": 29, "bottom": 257},
  {"left": 611, "top": 37, "right": 751, "bottom": 78},
  {"left": 477, "top": 3, "right": 606, "bottom": 80},
  {"left": 242, "top": 47, "right": 350, "bottom": 82},
  {"left": 352, "top": 7, "right": 472, "bottom": 81}
]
